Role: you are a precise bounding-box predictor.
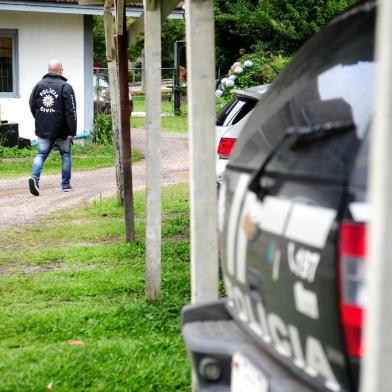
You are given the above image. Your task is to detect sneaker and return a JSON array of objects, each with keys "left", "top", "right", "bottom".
[
  {"left": 62, "top": 186, "right": 73, "bottom": 192},
  {"left": 28, "top": 177, "right": 40, "bottom": 196}
]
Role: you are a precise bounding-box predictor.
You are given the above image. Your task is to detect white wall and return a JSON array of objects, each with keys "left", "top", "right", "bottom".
[{"left": 0, "top": 11, "right": 85, "bottom": 139}]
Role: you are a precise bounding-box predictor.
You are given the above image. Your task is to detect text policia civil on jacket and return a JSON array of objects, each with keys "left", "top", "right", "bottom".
[{"left": 29, "top": 73, "right": 77, "bottom": 140}]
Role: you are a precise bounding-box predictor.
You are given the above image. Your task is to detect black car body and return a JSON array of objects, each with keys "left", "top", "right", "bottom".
[{"left": 182, "top": 2, "right": 374, "bottom": 391}]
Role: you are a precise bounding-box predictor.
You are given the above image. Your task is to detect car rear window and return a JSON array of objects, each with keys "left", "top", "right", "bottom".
[
  {"left": 216, "top": 97, "right": 257, "bottom": 127},
  {"left": 264, "top": 61, "right": 374, "bottom": 182}
]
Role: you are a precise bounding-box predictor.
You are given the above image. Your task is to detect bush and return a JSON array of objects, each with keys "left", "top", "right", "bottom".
[
  {"left": 215, "top": 51, "right": 291, "bottom": 111},
  {"left": 93, "top": 114, "right": 113, "bottom": 145},
  {"left": 0, "top": 146, "right": 35, "bottom": 158}
]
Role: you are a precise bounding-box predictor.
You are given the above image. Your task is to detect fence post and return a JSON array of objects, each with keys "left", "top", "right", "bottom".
[
  {"left": 185, "top": 0, "right": 218, "bottom": 305},
  {"left": 141, "top": 49, "right": 146, "bottom": 92},
  {"left": 144, "top": 0, "right": 162, "bottom": 299},
  {"left": 116, "top": 0, "right": 136, "bottom": 242},
  {"left": 173, "top": 40, "right": 183, "bottom": 116},
  {"left": 104, "top": 0, "right": 124, "bottom": 204},
  {"left": 361, "top": 1, "right": 392, "bottom": 390}
]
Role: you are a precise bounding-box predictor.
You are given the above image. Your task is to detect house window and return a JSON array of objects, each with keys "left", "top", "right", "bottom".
[{"left": 0, "top": 30, "right": 18, "bottom": 97}]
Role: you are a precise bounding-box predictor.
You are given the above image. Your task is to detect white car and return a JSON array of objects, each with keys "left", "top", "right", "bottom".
[{"left": 216, "top": 84, "right": 269, "bottom": 184}]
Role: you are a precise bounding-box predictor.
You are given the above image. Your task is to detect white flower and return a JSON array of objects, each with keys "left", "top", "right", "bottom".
[
  {"left": 225, "top": 79, "right": 235, "bottom": 87},
  {"left": 234, "top": 66, "right": 243, "bottom": 74},
  {"left": 221, "top": 77, "right": 229, "bottom": 86},
  {"left": 229, "top": 75, "right": 237, "bottom": 81},
  {"left": 215, "top": 89, "right": 223, "bottom": 97},
  {"left": 244, "top": 60, "right": 254, "bottom": 68}
]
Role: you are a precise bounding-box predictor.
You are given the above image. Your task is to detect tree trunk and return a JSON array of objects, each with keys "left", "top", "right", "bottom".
[
  {"left": 107, "top": 60, "right": 124, "bottom": 204},
  {"left": 117, "top": 7, "right": 135, "bottom": 242}
]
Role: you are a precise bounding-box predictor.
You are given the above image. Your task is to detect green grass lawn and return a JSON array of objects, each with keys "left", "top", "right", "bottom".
[
  {"left": 0, "top": 145, "right": 144, "bottom": 180},
  {"left": 132, "top": 96, "right": 175, "bottom": 113},
  {"left": 131, "top": 115, "right": 188, "bottom": 133},
  {"left": 131, "top": 96, "right": 188, "bottom": 133},
  {"left": 0, "top": 184, "right": 191, "bottom": 391}
]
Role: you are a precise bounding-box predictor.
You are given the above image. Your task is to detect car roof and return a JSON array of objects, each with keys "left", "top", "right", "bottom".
[{"left": 231, "top": 84, "right": 270, "bottom": 100}]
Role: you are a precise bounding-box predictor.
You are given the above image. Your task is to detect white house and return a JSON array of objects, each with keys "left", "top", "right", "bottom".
[
  {"left": 0, "top": 0, "right": 94, "bottom": 139},
  {"left": 0, "top": 0, "right": 183, "bottom": 140}
]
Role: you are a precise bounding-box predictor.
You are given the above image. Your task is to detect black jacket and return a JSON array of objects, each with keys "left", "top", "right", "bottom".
[{"left": 29, "top": 73, "right": 77, "bottom": 140}]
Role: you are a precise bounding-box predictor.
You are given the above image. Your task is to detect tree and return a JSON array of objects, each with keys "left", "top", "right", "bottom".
[
  {"left": 214, "top": 0, "right": 360, "bottom": 73},
  {"left": 93, "top": 15, "right": 107, "bottom": 67},
  {"left": 214, "top": 0, "right": 361, "bottom": 110},
  {"left": 93, "top": 16, "right": 185, "bottom": 69},
  {"left": 94, "top": 2, "right": 359, "bottom": 72},
  {"left": 161, "top": 19, "right": 185, "bottom": 68}
]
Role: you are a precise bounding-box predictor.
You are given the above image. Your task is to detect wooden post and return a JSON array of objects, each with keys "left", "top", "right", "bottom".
[
  {"left": 107, "top": 60, "right": 124, "bottom": 204},
  {"left": 104, "top": 0, "right": 124, "bottom": 204},
  {"left": 115, "top": 0, "right": 124, "bottom": 35},
  {"left": 104, "top": 1, "right": 114, "bottom": 61},
  {"left": 360, "top": 1, "right": 392, "bottom": 391},
  {"left": 185, "top": 0, "right": 218, "bottom": 303},
  {"left": 144, "top": 0, "right": 162, "bottom": 300},
  {"left": 116, "top": 0, "right": 136, "bottom": 242},
  {"left": 141, "top": 49, "right": 146, "bottom": 92},
  {"left": 173, "top": 40, "right": 183, "bottom": 116}
]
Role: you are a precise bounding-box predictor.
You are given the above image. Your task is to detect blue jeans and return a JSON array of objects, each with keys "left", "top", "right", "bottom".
[{"left": 32, "top": 137, "right": 72, "bottom": 189}]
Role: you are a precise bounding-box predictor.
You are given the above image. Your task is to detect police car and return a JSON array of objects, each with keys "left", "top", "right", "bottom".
[{"left": 182, "top": 2, "right": 374, "bottom": 391}]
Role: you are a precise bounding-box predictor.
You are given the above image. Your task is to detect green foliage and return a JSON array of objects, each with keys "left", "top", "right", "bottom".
[
  {"left": 128, "top": 29, "right": 144, "bottom": 65},
  {"left": 93, "top": 15, "right": 107, "bottom": 67},
  {"left": 214, "top": 0, "right": 359, "bottom": 111},
  {"left": 127, "top": 19, "right": 185, "bottom": 67},
  {"left": 0, "top": 146, "right": 35, "bottom": 158},
  {"left": 161, "top": 19, "right": 186, "bottom": 68},
  {"left": 93, "top": 2, "right": 359, "bottom": 76},
  {"left": 215, "top": 51, "right": 291, "bottom": 111},
  {"left": 93, "top": 16, "right": 185, "bottom": 68},
  {"left": 92, "top": 114, "right": 113, "bottom": 145},
  {"left": 214, "top": 0, "right": 360, "bottom": 72}
]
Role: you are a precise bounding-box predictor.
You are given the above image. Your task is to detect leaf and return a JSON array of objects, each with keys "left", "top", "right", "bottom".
[{"left": 67, "top": 340, "right": 84, "bottom": 346}]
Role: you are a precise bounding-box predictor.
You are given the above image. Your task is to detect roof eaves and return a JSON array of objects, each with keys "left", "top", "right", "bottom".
[
  {"left": 0, "top": 0, "right": 143, "bottom": 16},
  {"left": 0, "top": 0, "right": 184, "bottom": 16}
]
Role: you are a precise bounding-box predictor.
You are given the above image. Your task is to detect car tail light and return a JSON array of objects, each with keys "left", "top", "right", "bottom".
[
  {"left": 217, "top": 137, "right": 237, "bottom": 159},
  {"left": 338, "top": 221, "right": 367, "bottom": 358}
]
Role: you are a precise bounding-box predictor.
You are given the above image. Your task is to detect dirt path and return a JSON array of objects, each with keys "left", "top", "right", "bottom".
[{"left": 0, "top": 129, "right": 189, "bottom": 230}]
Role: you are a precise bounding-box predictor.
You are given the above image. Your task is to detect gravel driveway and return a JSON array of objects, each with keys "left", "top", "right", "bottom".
[{"left": 0, "top": 129, "right": 189, "bottom": 230}]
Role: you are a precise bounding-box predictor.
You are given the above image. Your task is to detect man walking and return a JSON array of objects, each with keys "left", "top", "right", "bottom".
[{"left": 29, "top": 59, "right": 77, "bottom": 196}]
